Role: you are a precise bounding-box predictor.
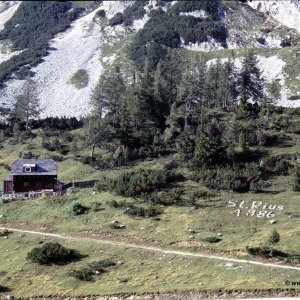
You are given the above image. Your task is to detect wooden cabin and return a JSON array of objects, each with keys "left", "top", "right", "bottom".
[{"left": 3, "top": 159, "right": 63, "bottom": 195}]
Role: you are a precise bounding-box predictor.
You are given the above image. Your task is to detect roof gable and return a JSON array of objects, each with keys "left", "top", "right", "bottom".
[{"left": 10, "top": 159, "right": 57, "bottom": 175}]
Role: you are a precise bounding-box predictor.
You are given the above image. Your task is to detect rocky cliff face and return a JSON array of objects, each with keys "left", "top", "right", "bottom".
[{"left": 247, "top": 0, "right": 300, "bottom": 33}]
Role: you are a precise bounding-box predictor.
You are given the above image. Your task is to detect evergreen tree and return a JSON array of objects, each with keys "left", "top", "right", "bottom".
[
  {"left": 239, "top": 50, "right": 264, "bottom": 104},
  {"left": 12, "top": 76, "right": 40, "bottom": 131},
  {"left": 177, "top": 131, "right": 195, "bottom": 160},
  {"left": 267, "top": 228, "right": 280, "bottom": 245},
  {"left": 117, "top": 95, "right": 134, "bottom": 151},
  {"left": 83, "top": 117, "right": 113, "bottom": 159},
  {"left": 91, "top": 66, "right": 125, "bottom": 127}
]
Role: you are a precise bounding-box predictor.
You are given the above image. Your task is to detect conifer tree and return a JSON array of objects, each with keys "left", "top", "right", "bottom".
[
  {"left": 12, "top": 76, "right": 40, "bottom": 131},
  {"left": 239, "top": 50, "right": 264, "bottom": 103}
]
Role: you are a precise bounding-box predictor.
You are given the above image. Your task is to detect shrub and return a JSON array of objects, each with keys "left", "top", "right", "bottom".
[
  {"left": 109, "top": 12, "right": 124, "bottom": 26},
  {"left": 108, "top": 169, "right": 179, "bottom": 197},
  {"left": 291, "top": 169, "right": 300, "bottom": 191},
  {"left": 124, "top": 205, "right": 163, "bottom": 218},
  {"left": 0, "top": 229, "right": 10, "bottom": 237},
  {"left": 96, "top": 9, "right": 106, "bottom": 18},
  {"left": 261, "top": 156, "right": 290, "bottom": 175},
  {"left": 70, "top": 259, "right": 116, "bottom": 281},
  {"left": 72, "top": 203, "right": 90, "bottom": 216},
  {"left": 70, "top": 267, "right": 93, "bottom": 281},
  {"left": 202, "top": 236, "right": 222, "bottom": 243},
  {"left": 249, "top": 179, "right": 269, "bottom": 193},
  {"left": 88, "top": 259, "right": 116, "bottom": 270},
  {"left": 27, "top": 242, "right": 79, "bottom": 265},
  {"left": 267, "top": 228, "right": 280, "bottom": 245},
  {"left": 197, "top": 166, "right": 249, "bottom": 192},
  {"left": 69, "top": 69, "right": 89, "bottom": 89}
]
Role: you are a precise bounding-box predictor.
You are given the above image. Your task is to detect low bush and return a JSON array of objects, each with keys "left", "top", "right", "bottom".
[
  {"left": 88, "top": 259, "right": 116, "bottom": 269},
  {"left": 27, "top": 242, "right": 79, "bottom": 265},
  {"left": 202, "top": 236, "right": 222, "bottom": 243},
  {"left": 261, "top": 156, "right": 290, "bottom": 175},
  {"left": 197, "top": 167, "right": 249, "bottom": 192},
  {"left": 124, "top": 205, "right": 163, "bottom": 218},
  {"left": 70, "top": 259, "right": 117, "bottom": 281},
  {"left": 0, "top": 229, "right": 10, "bottom": 237},
  {"left": 249, "top": 179, "right": 269, "bottom": 193},
  {"left": 69, "top": 69, "right": 89, "bottom": 89},
  {"left": 70, "top": 267, "right": 94, "bottom": 281},
  {"left": 245, "top": 245, "right": 285, "bottom": 258},
  {"left": 72, "top": 203, "right": 90, "bottom": 216},
  {"left": 107, "top": 199, "right": 163, "bottom": 218},
  {"left": 291, "top": 169, "right": 300, "bottom": 191},
  {"left": 108, "top": 169, "right": 180, "bottom": 197}
]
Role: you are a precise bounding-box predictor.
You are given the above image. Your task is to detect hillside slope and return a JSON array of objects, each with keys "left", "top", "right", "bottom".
[{"left": 0, "top": 0, "right": 300, "bottom": 117}]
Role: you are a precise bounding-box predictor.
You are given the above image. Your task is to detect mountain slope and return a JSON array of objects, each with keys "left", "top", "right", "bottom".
[{"left": 0, "top": 0, "right": 300, "bottom": 117}]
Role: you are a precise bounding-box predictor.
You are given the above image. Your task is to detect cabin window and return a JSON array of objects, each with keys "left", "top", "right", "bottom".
[
  {"left": 24, "top": 182, "right": 30, "bottom": 187},
  {"left": 24, "top": 167, "right": 31, "bottom": 172},
  {"left": 35, "top": 182, "right": 42, "bottom": 187}
]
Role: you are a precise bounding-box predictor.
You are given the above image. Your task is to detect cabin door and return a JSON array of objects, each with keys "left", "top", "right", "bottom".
[{"left": 6, "top": 181, "right": 13, "bottom": 193}]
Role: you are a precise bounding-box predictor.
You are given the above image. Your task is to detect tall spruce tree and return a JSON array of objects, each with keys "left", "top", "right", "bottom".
[
  {"left": 91, "top": 66, "right": 125, "bottom": 127},
  {"left": 239, "top": 50, "right": 264, "bottom": 104}
]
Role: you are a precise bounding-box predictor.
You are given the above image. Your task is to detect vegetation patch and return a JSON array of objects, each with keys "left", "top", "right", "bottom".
[
  {"left": 26, "top": 242, "right": 80, "bottom": 265},
  {"left": 69, "top": 69, "right": 89, "bottom": 89}
]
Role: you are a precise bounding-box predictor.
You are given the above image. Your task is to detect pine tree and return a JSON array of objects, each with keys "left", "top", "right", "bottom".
[
  {"left": 83, "top": 117, "right": 113, "bottom": 159},
  {"left": 13, "top": 76, "right": 40, "bottom": 131},
  {"left": 267, "top": 228, "right": 280, "bottom": 245},
  {"left": 91, "top": 66, "right": 125, "bottom": 127},
  {"left": 239, "top": 50, "right": 264, "bottom": 103}
]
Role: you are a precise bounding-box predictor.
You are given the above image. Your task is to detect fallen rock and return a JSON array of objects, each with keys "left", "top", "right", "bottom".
[{"left": 270, "top": 219, "right": 277, "bottom": 224}]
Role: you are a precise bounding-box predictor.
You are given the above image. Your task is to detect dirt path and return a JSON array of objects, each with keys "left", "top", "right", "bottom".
[{"left": 1, "top": 226, "right": 300, "bottom": 272}]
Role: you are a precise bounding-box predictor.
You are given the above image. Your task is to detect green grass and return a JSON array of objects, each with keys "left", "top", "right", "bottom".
[
  {"left": 0, "top": 232, "right": 299, "bottom": 298},
  {"left": 0, "top": 125, "right": 300, "bottom": 296}
]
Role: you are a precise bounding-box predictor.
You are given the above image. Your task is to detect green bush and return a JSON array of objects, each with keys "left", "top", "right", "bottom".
[
  {"left": 70, "top": 259, "right": 117, "bottom": 281},
  {"left": 107, "top": 199, "right": 163, "bottom": 218},
  {"left": 72, "top": 203, "right": 90, "bottom": 216},
  {"left": 108, "top": 169, "right": 178, "bottom": 197},
  {"left": 202, "top": 237, "right": 222, "bottom": 243},
  {"left": 88, "top": 259, "right": 116, "bottom": 270},
  {"left": 27, "top": 242, "right": 79, "bottom": 265},
  {"left": 291, "top": 169, "right": 300, "bottom": 191},
  {"left": 197, "top": 167, "right": 249, "bottom": 192},
  {"left": 249, "top": 179, "right": 269, "bottom": 193},
  {"left": 124, "top": 205, "right": 163, "bottom": 218},
  {"left": 70, "top": 267, "right": 93, "bottom": 281},
  {"left": 0, "top": 229, "right": 10, "bottom": 237},
  {"left": 261, "top": 156, "right": 290, "bottom": 175},
  {"left": 69, "top": 69, "right": 89, "bottom": 89}
]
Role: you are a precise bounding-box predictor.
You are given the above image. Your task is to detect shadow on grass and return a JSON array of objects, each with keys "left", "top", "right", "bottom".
[
  {"left": 69, "top": 180, "right": 98, "bottom": 189},
  {"left": 0, "top": 285, "right": 10, "bottom": 293}
]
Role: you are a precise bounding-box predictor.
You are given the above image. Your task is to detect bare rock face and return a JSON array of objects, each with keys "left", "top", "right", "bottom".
[{"left": 247, "top": 0, "right": 300, "bottom": 33}]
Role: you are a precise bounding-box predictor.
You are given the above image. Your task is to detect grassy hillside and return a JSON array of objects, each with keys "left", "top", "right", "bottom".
[{"left": 0, "top": 112, "right": 300, "bottom": 297}]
